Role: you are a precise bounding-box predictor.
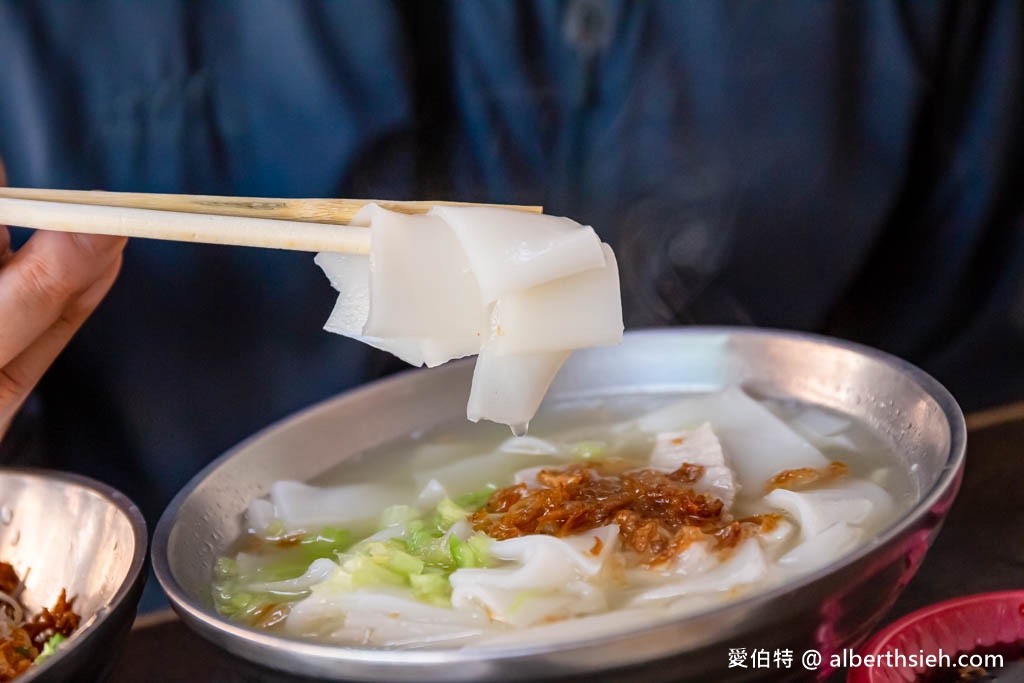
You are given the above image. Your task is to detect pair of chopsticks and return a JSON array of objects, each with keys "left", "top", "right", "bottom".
[{"left": 0, "top": 188, "right": 542, "bottom": 254}]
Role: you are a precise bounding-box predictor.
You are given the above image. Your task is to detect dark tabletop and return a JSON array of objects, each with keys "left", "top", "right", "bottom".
[{"left": 107, "top": 406, "right": 1024, "bottom": 683}]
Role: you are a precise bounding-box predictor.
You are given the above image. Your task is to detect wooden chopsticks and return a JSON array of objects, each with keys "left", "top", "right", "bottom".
[{"left": 0, "top": 188, "right": 543, "bottom": 254}]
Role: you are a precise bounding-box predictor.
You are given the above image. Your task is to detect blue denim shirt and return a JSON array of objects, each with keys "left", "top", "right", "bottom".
[{"left": 0, "top": 1, "right": 1021, "bottom": 526}]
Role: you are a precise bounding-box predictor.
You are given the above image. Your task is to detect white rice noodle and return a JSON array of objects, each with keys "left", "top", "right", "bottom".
[
  {"left": 314, "top": 252, "right": 370, "bottom": 336},
  {"left": 777, "top": 522, "right": 862, "bottom": 570},
  {"left": 413, "top": 450, "right": 543, "bottom": 496},
  {"left": 450, "top": 527, "right": 618, "bottom": 593},
  {"left": 791, "top": 406, "right": 852, "bottom": 436},
  {"left": 628, "top": 538, "right": 768, "bottom": 604},
  {"left": 512, "top": 465, "right": 547, "bottom": 489},
  {"left": 465, "top": 606, "right": 663, "bottom": 649},
  {"left": 466, "top": 349, "right": 571, "bottom": 429},
  {"left": 764, "top": 479, "right": 894, "bottom": 541},
  {"left": 315, "top": 205, "right": 624, "bottom": 428},
  {"left": 430, "top": 206, "right": 607, "bottom": 304},
  {"left": 635, "top": 387, "right": 831, "bottom": 490},
  {"left": 486, "top": 244, "right": 623, "bottom": 356},
  {"left": 648, "top": 423, "right": 738, "bottom": 509},
  {"left": 315, "top": 252, "right": 432, "bottom": 367},
  {"left": 267, "top": 481, "right": 405, "bottom": 532},
  {"left": 757, "top": 518, "right": 798, "bottom": 556},
  {"left": 409, "top": 442, "right": 484, "bottom": 471},
  {"left": 362, "top": 207, "right": 487, "bottom": 362},
  {"left": 452, "top": 580, "right": 607, "bottom": 628},
  {"left": 789, "top": 406, "right": 857, "bottom": 450},
  {"left": 446, "top": 519, "right": 474, "bottom": 543},
  {"left": 450, "top": 526, "right": 618, "bottom": 626},
  {"left": 498, "top": 436, "right": 562, "bottom": 456},
  {"left": 286, "top": 589, "right": 491, "bottom": 647},
  {"left": 414, "top": 479, "right": 448, "bottom": 510},
  {"left": 242, "top": 557, "right": 339, "bottom": 595},
  {"left": 487, "top": 524, "right": 619, "bottom": 575},
  {"left": 618, "top": 541, "right": 720, "bottom": 585},
  {"left": 245, "top": 498, "right": 277, "bottom": 535},
  {"left": 669, "top": 541, "right": 720, "bottom": 577}
]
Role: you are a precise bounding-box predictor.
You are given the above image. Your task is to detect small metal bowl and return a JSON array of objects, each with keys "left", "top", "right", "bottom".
[
  {"left": 0, "top": 469, "right": 147, "bottom": 682},
  {"left": 154, "top": 328, "right": 966, "bottom": 682}
]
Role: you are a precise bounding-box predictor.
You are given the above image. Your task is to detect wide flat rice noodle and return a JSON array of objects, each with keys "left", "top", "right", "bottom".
[
  {"left": 286, "top": 588, "right": 490, "bottom": 646},
  {"left": 777, "top": 522, "right": 862, "bottom": 570},
  {"left": 450, "top": 527, "right": 618, "bottom": 597},
  {"left": 316, "top": 205, "right": 624, "bottom": 427},
  {"left": 451, "top": 580, "right": 606, "bottom": 628},
  {"left": 413, "top": 450, "right": 543, "bottom": 496},
  {"left": 269, "top": 481, "right": 405, "bottom": 531},
  {"left": 764, "top": 478, "right": 894, "bottom": 540},
  {"left": 450, "top": 527, "right": 618, "bottom": 626},
  {"left": 314, "top": 252, "right": 371, "bottom": 336},
  {"left": 466, "top": 349, "right": 570, "bottom": 428},
  {"left": 363, "top": 206, "right": 487, "bottom": 361},
  {"left": 431, "top": 206, "right": 606, "bottom": 303},
  {"left": 464, "top": 607, "right": 662, "bottom": 649},
  {"left": 487, "top": 524, "right": 619, "bottom": 575},
  {"left": 648, "top": 422, "right": 738, "bottom": 509},
  {"left": 315, "top": 250, "right": 431, "bottom": 366},
  {"left": 243, "top": 557, "right": 339, "bottom": 595},
  {"left": 498, "top": 436, "right": 562, "bottom": 456},
  {"left": 487, "top": 243, "right": 623, "bottom": 356},
  {"left": 629, "top": 538, "right": 767, "bottom": 603},
  {"left": 635, "top": 387, "right": 830, "bottom": 489}
]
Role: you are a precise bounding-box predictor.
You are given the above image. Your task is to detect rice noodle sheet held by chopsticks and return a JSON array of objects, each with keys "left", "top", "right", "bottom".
[{"left": 314, "top": 205, "right": 623, "bottom": 432}]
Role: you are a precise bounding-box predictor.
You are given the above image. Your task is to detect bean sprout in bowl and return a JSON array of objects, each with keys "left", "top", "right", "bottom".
[{"left": 154, "top": 328, "right": 965, "bottom": 682}]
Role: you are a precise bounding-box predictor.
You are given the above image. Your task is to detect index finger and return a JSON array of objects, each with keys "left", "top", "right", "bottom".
[{"left": 0, "top": 230, "right": 127, "bottom": 366}]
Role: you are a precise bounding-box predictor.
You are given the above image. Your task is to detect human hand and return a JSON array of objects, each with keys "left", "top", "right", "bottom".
[{"left": 0, "top": 160, "right": 127, "bottom": 438}]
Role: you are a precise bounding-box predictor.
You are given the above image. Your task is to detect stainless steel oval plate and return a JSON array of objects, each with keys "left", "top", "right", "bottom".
[{"left": 154, "top": 328, "right": 965, "bottom": 682}]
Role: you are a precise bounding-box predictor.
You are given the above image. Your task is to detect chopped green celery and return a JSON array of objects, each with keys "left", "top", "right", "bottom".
[
  {"left": 212, "top": 585, "right": 276, "bottom": 622},
  {"left": 466, "top": 534, "right": 492, "bottom": 567},
  {"left": 379, "top": 505, "right": 419, "bottom": 528},
  {"left": 403, "top": 520, "right": 455, "bottom": 569},
  {"left": 404, "top": 519, "right": 432, "bottom": 551},
  {"left": 435, "top": 498, "right": 470, "bottom": 529},
  {"left": 220, "top": 527, "right": 353, "bottom": 586},
  {"left": 344, "top": 555, "right": 407, "bottom": 588},
  {"left": 366, "top": 541, "right": 425, "bottom": 577},
  {"left": 449, "top": 533, "right": 492, "bottom": 569},
  {"left": 300, "top": 527, "right": 353, "bottom": 559},
  {"left": 248, "top": 559, "right": 311, "bottom": 583},
  {"left": 214, "top": 556, "right": 238, "bottom": 580},
  {"left": 35, "top": 633, "right": 66, "bottom": 664},
  {"left": 409, "top": 573, "right": 451, "bottom": 606},
  {"left": 455, "top": 485, "right": 497, "bottom": 511},
  {"left": 571, "top": 440, "right": 609, "bottom": 461},
  {"left": 213, "top": 548, "right": 334, "bottom": 624}
]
